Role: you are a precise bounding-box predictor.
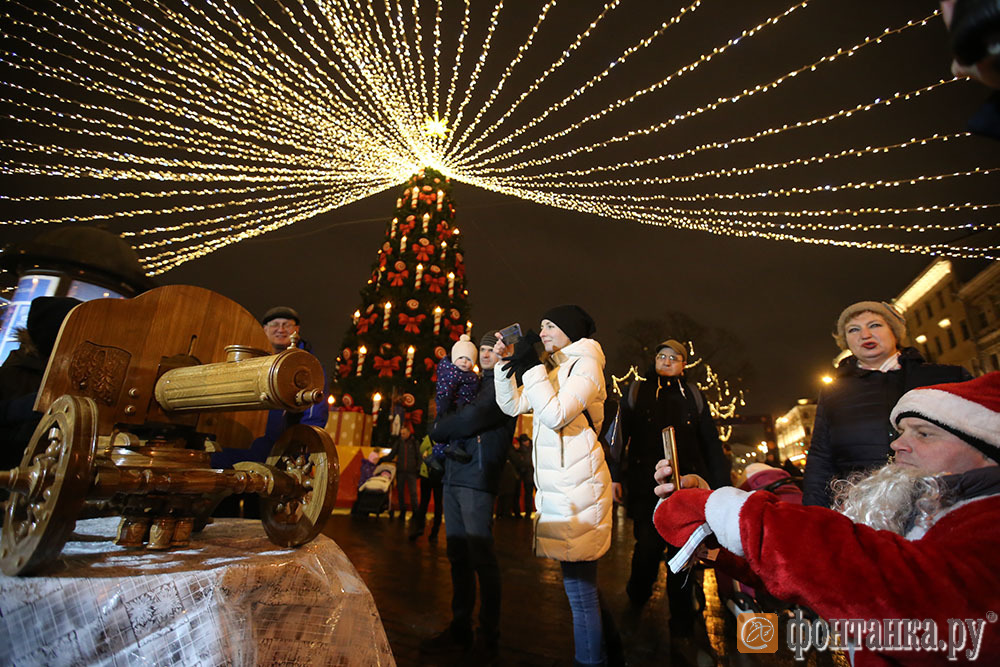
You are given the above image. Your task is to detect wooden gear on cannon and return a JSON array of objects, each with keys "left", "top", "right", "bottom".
[{"left": 0, "top": 285, "right": 339, "bottom": 575}]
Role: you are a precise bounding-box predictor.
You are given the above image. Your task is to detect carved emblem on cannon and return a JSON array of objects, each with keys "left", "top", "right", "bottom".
[{"left": 0, "top": 285, "right": 339, "bottom": 575}]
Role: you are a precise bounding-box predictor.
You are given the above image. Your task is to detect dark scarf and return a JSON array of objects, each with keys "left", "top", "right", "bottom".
[{"left": 939, "top": 466, "right": 1000, "bottom": 503}]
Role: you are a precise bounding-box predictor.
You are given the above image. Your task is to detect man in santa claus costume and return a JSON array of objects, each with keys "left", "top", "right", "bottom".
[{"left": 652, "top": 372, "right": 1000, "bottom": 663}]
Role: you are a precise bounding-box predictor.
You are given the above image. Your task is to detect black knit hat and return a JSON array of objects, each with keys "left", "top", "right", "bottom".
[
  {"left": 480, "top": 331, "right": 499, "bottom": 349},
  {"left": 261, "top": 306, "right": 300, "bottom": 326},
  {"left": 27, "top": 296, "right": 82, "bottom": 358},
  {"left": 540, "top": 305, "right": 596, "bottom": 342}
]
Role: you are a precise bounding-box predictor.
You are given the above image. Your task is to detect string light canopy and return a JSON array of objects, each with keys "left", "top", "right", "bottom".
[{"left": 1, "top": 0, "right": 997, "bottom": 274}]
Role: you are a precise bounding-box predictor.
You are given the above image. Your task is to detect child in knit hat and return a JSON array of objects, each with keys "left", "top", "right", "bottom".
[{"left": 428, "top": 334, "right": 480, "bottom": 468}]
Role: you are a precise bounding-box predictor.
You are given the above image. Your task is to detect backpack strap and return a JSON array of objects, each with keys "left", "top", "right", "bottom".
[
  {"left": 687, "top": 381, "right": 704, "bottom": 414},
  {"left": 626, "top": 379, "right": 640, "bottom": 411},
  {"left": 566, "top": 358, "right": 597, "bottom": 434}
]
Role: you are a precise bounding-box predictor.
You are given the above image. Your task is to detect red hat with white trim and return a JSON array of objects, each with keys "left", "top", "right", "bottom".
[{"left": 890, "top": 372, "right": 1000, "bottom": 462}]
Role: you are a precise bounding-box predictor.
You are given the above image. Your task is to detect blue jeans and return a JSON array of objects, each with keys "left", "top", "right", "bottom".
[
  {"left": 443, "top": 484, "right": 501, "bottom": 640},
  {"left": 560, "top": 560, "right": 605, "bottom": 666}
]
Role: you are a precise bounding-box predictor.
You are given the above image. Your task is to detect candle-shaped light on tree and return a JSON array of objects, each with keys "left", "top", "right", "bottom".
[
  {"left": 422, "top": 212, "right": 431, "bottom": 233},
  {"left": 447, "top": 272, "right": 456, "bottom": 299},
  {"left": 353, "top": 309, "right": 360, "bottom": 325},
  {"left": 372, "top": 392, "right": 382, "bottom": 416},
  {"left": 437, "top": 190, "right": 444, "bottom": 211},
  {"left": 405, "top": 346, "right": 415, "bottom": 377},
  {"left": 383, "top": 302, "right": 392, "bottom": 330},
  {"left": 390, "top": 217, "right": 398, "bottom": 238},
  {"left": 400, "top": 234, "right": 407, "bottom": 254},
  {"left": 415, "top": 263, "right": 423, "bottom": 289},
  {"left": 396, "top": 198, "right": 402, "bottom": 208},
  {"left": 356, "top": 345, "right": 367, "bottom": 376},
  {"left": 440, "top": 241, "right": 447, "bottom": 260},
  {"left": 466, "top": 320, "right": 473, "bottom": 334},
  {"left": 433, "top": 306, "right": 443, "bottom": 335}
]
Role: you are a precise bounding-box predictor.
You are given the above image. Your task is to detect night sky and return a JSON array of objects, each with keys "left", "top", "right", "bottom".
[{"left": 2, "top": 1, "right": 998, "bottom": 419}]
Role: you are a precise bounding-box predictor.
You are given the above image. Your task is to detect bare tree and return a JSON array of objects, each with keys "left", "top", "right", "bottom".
[{"left": 610, "top": 313, "right": 754, "bottom": 389}]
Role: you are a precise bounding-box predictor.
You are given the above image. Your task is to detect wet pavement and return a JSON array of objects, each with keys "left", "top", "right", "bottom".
[{"left": 322, "top": 505, "right": 848, "bottom": 667}]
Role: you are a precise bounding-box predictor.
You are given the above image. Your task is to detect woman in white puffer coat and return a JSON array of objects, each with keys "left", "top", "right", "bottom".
[{"left": 493, "top": 305, "right": 613, "bottom": 667}]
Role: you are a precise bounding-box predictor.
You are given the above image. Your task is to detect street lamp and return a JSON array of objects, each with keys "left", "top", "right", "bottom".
[{"left": 821, "top": 375, "right": 834, "bottom": 385}]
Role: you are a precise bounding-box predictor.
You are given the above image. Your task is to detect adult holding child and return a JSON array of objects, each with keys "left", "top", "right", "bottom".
[
  {"left": 493, "top": 305, "right": 614, "bottom": 667},
  {"left": 421, "top": 332, "right": 514, "bottom": 661}
]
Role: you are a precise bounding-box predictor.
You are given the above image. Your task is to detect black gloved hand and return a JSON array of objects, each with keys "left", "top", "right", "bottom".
[{"left": 502, "top": 329, "right": 542, "bottom": 380}]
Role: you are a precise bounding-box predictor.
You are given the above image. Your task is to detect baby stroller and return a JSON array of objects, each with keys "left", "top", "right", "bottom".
[
  {"left": 351, "top": 461, "right": 396, "bottom": 518},
  {"left": 714, "top": 463, "right": 806, "bottom": 617}
]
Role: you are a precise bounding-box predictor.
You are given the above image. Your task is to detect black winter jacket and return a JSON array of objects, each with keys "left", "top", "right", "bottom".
[
  {"left": 802, "top": 347, "right": 971, "bottom": 507},
  {"left": 431, "top": 369, "right": 515, "bottom": 494},
  {"left": 380, "top": 434, "right": 421, "bottom": 475},
  {"left": 611, "top": 371, "right": 731, "bottom": 518}
]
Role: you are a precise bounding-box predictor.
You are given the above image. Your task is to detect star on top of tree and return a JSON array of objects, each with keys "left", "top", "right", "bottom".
[{"left": 422, "top": 114, "right": 449, "bottom": 139}]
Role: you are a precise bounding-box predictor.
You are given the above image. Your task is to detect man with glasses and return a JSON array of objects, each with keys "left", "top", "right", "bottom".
[
  {"left": 211, "top": 306, "right": 329, "bottom": 517},
  {"left": 261, "top": 306, "right": 302, "bottom": 352},
  {"left": 609, "top": 339, "right": 730, "bottom": 658}
]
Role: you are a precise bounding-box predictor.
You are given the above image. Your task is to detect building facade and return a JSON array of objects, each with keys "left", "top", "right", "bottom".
[
  {"left": 893, "top": 259, "right": 1000, "bottom": 374},
  {"left": 775, "top": 400, "right": 817, "bottom": 467},
  {"left": 958, "top": 262, "right": 1000, "bottom": 374}
]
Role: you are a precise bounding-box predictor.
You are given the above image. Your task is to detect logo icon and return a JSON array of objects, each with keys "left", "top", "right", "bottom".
[{"left": 737, "top": 612, "right": 778, "bottom": 653}]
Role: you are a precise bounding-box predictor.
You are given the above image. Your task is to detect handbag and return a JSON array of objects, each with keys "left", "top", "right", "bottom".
[{"left": 603, "top": 402, "right": 625, "bottom": 465}]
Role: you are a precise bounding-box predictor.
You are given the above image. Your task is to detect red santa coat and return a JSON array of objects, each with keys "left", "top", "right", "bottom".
[{"left": 654, "top": 487, "right": 1000, "bottom": 665}]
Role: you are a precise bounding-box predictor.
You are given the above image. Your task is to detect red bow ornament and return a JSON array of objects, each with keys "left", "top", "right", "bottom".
[
  {"left": 426, "top": 275, "right": 446, "bottom": 293},
  {"left": 356, "top": 313, "right": 378, "bottom": 334},
  {"left": 398, "top": 313, "right": 426, "bottom": 334},
  {"left": 424, "top": 357, "right": 437, "bottom": 382},
  {"left": 373, "top": 355, "right": 401, "bottom": 378},
  {"left": 404, "top": 409, "right": 424, "bottom": 432},
  {"left": 387, "top": 269, "right": 409, "bottom": 287},
  {"left": 412, "top": 243, "right": 433, "bottom": 262}
]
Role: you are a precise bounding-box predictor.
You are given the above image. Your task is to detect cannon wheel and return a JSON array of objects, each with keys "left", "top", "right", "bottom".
[
  {"left": 1, "top": 395, "right": 98, "bottom": 575},
  {"left": 260, "top": 424, "right": 339, "bottom": 547}
]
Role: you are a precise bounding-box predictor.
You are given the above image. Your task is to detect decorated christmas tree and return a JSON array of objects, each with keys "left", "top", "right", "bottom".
[{"left": 332, "top": 167, "right": 471, "bottom": 444}]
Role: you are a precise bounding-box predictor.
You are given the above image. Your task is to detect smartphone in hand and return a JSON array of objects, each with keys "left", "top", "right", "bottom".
[
  {"left": 499, "top": 323, "right": 522, "bottom": 348},
  {"left": 661, "top": 426, "right": 681, "bottom": 490}
]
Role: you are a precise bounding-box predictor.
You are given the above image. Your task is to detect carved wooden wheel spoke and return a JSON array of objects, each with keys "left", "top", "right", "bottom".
[
  {"left": 260, "top": 425, "right": 339, "bottom": 547},
  {"left": 1, "top": 395, "right": 97, "bottom": 575}
]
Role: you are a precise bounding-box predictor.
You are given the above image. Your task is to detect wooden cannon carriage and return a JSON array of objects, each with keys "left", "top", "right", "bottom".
[{"left": 0, "top": 285, "right": 339, "bottom": 575}]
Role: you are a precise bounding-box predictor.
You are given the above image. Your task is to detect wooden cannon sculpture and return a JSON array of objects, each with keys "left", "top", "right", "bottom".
[{"left": 0, "top": 285, "right": 339, "bottom": 575}]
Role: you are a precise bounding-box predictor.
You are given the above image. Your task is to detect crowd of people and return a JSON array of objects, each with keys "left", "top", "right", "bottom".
[{"left": 0, "top": 5, "right": 997, "bottom": 664}]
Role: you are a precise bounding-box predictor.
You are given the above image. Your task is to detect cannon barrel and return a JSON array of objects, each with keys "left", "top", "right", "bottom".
[{"left": 154, "top": 347, "right": 324, "bottom": 413}]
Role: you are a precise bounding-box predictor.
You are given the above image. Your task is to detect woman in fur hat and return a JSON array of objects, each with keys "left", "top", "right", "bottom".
[{"left": 802, "top": 300, "right": 970, "bottom": 507}]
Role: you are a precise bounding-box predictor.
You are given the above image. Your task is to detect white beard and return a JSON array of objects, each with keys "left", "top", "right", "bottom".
[{"left": 832, "top": 463, "right": 949, "bottom": 536}]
